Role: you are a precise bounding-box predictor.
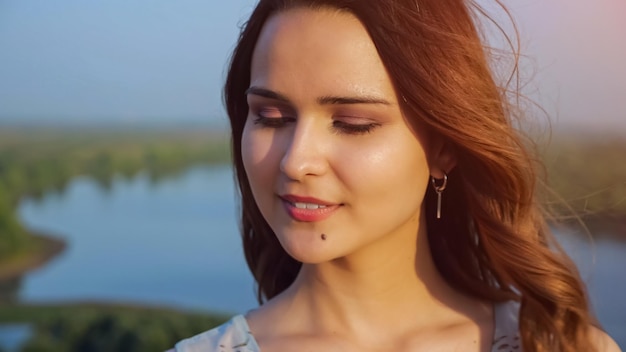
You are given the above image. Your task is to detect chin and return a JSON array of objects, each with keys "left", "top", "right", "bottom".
[{"left": 278, "top": 235, "right": 340, "bottom": 265}]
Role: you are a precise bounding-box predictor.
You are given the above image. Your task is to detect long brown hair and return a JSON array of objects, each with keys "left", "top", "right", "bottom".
[{"left": 224, "top": 0, "right": 596, "bottom": 350}]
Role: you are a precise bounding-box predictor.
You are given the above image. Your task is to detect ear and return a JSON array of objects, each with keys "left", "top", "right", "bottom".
[{"left": 428, "top": 140, "right": 456, "bottom": 179}]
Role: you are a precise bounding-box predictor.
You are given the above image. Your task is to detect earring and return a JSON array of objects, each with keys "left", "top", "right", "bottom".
[{"left": 431, "top": 173, "right": 448, "bottom": 219}]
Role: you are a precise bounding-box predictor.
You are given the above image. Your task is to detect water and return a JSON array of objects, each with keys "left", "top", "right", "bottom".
[
  {"left": 558, "top": 231, "right": 626, "bottom": 342},
  {"left": 0, "top": 324, "right": 32, "bottom": 352},
  {"left": 6, "top": 165, "right": 626, "bottom": 348},
  {"left": 17, "top": 165, "right": 257, "bottom": 314}
]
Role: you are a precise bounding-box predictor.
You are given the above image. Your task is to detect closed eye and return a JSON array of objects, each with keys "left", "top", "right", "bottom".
[
  {"left": 253, "top": 116, "right": 295, "bottom": 128},
  {"left": 332, "top": 120, "right": 381, "bottom": 135},
  {"left": 250, "top": 105, "right": 296, "bottom": 128}
]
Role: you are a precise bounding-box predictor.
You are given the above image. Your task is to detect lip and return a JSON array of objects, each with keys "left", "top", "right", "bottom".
[
  {"left": 280, "top": 194, "right": 336, "bottom": 206},
  {"left": 279, "top": 194, "right": 341, "bottom": 222}
]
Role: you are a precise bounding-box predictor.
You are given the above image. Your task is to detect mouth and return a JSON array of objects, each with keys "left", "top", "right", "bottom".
[
  {"left": 280, "top": 194, "right": 337, "bottom": 206},
  {"left": 279, "top": 195, "right": 341, "bottom": 222},
  {"left": 291, "top": 202, "right": 328, "bottom": 210}
]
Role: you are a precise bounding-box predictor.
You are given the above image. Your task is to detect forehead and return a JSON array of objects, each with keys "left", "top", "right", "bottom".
[{"left": 249, "top": 8, "right": 397, "bottom": 101}]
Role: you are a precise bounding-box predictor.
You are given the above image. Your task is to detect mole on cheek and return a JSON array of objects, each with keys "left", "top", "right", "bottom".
[{"left": 321, "top": 234, "right": 327, "bottom": 240}]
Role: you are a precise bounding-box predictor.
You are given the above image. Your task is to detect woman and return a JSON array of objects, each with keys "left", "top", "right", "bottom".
[{"left": 173, "top": 0, "right": 620, "bottom": 351}]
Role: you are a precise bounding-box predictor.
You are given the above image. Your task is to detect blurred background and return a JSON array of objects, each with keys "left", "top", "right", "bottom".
[{"left": 0, "top": 0, "right": 624, "bottom": 351}]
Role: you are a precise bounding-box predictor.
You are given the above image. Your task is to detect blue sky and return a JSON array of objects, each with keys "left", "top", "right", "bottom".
[
  {"left": 0, "top": 0, "right": 257, "bottom": 126},
  {"left": 0, "top": 0, "right": 624, "bottom": 131}
]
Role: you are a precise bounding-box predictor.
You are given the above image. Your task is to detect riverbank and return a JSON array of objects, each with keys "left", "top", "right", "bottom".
[
  {"left": 0, "top": 232, "right": 66, "bottom": 282},
  {"left": 0, "top": 301, "right": 230, "bottom": 324},
  {"left": 0, "top": 301, "right": 230, "bottom": 351}
]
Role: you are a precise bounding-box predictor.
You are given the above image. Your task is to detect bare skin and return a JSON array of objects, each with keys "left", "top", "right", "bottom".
[
  {"left": 243, "top": 9, "right": 495, "bottom": 351},
  {"left": 170, "top": 6, "right": 622, "bottom": 352},
  {"left": 246, "top": 213, "right": 495, "bottom": 351}
]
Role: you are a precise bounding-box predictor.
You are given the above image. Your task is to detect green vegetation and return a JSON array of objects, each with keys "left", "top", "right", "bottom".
[
  {"left": 0, "top": 126, "right": 624, "bottom": 351},
  {"left": 0, "top": 126, "right": 229, "bottom": 264},
  {"left": 0, "top": 303, "right": 229, "bottom": 352},
  {"left": 541, "top": 133, "right": 626, "bottom": 232},
  {"left": 0, "top": 126, "right": 232, "bottom": 352},
  {"left": 0, "top": 126, "right": 623, "bottom": 268}
]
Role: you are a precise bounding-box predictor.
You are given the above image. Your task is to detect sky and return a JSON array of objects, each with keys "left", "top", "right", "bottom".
[{"left": 0, "top": 0, "right": 624, "bottom": 131}]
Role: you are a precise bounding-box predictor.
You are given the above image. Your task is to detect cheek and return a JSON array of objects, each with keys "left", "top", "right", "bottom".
[
  {"left": 337, "top": 132, "right": 430, "bottom": 218},
  {"left": 241, "top": 121, "right": 281, "bottom": 215},
  {"left": 344, "top": 129, "right": 429, "bottom": 182},
  {"left": 241, "top": 124, "right": 256, "bottom": 174},
  {"left": 242, "top": 121, "right": 273, "bottom": 179}
]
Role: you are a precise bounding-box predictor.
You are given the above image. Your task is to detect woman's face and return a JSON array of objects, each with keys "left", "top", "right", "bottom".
[{"left": 242, "top": 8, "right": 433, "bottom": 263}]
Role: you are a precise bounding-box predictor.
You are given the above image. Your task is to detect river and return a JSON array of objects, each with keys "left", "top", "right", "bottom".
[{"left": 6, "top": 165, "right": 626, "bottom": 348}]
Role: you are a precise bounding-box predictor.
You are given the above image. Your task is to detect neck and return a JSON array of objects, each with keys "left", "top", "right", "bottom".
[{"left": 279, "top": 212, "right": 480, "bottom": 335}]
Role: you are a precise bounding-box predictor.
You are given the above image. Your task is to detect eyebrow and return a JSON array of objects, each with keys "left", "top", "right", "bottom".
[
  {"left": 245, "top": 86, "right": 392, "bottom": 106},
  {"left": 245, "top": 87, "right": 290, "bottom": 103}
]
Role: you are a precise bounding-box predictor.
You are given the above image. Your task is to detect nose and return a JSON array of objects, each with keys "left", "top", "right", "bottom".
[{"left": 279, "top": 120, "right": 328, "bottom": 181}]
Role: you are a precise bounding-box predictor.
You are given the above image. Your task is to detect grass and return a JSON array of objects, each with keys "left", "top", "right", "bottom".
[
  {"left": 0, "top": 302, "right": 231, "bottom": 352},
  {"left": 0, "top": 233, "right": 66, "bottom": 282}
]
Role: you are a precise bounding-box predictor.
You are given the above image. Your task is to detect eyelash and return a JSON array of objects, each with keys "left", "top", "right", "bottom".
[
  {"left": 253, "top": 115, "right": 380, "bottom": 136},
  {"left": 253, "top": 116, "right": 295, "bottom": 128},
  {"left": 332, "top": 120, "right": 379, "bottom": 135}
]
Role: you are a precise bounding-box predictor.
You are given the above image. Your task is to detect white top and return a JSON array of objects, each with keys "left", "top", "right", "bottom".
[{"left": 174, "top": 301, "right": 521, "bottom": 352}]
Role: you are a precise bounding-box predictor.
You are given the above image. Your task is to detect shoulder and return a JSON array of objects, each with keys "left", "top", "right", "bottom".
[
  {"left": 169, "top": 315, "right": 260, "bottom": 352},
  {"left": 590, "top": 326, "right": 622, "bottom": 352}
]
